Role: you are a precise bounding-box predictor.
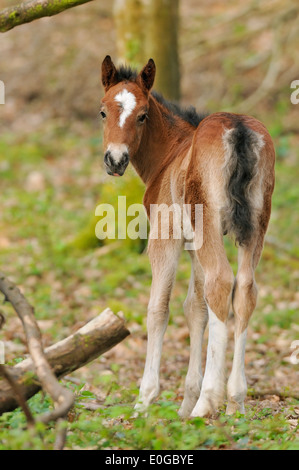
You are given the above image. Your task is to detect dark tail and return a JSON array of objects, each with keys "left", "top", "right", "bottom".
[{"left": 222, "top": 120, "right": 263, "bottom": 246}]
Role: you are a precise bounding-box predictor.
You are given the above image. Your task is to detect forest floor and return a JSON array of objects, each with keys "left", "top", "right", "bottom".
[{"left": 0, "top": 0, "right": 298, "bottom": 450}]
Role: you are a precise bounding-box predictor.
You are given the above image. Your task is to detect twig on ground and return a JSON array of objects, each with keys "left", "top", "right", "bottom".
[
  {"left": 0, "top": 364, "right": 35, "bottom": 427},
  {"left": 0, "top": 272, "right": 73, "bottom": 429},
  {"left": 53, "top": 418, "right": 68, "bottom": 450}
]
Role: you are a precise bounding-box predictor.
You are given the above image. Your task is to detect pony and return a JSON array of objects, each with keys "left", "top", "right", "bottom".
[{"left": 99, "top": 56, "right": 275, "bottom": 417}]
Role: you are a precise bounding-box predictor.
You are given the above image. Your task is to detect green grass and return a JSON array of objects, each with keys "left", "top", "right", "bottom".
[{"left": 0, "top": 383, "right": 298, "bottom": 450}]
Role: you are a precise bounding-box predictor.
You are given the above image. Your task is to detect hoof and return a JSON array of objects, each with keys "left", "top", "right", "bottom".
[
  {"left": 226, "top": 401, "right": 245, "bottom": 415},
  {"left": 190, "top": 393, "right": 220, "bottom": 418},
  {"left": 134, "top": 401, "right": 147, "bottom": 412},
  {"left": 178, "top": 405, "right": 191, "bottom": 419},
  {"left": 178, "top": 398, "right": 199, "bottom": 419}
]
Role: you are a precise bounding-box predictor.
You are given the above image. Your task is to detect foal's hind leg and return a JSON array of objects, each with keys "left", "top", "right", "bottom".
[
  {"left": 190, "top": 225, "right": 234, "bottom": 417},
  {"left": 226, "top": 231, "right": 266, "bottom": 415},
  {"left": 178, "top": 251, "right": 208, "bottom": 418},
  {"left": 135, "top": 238, "right": 182, "bottom": 411}
]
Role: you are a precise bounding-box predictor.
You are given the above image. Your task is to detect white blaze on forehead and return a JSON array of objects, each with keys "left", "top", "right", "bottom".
[{"left": 114, "top": 89, "right": 137, "bottom": 128}]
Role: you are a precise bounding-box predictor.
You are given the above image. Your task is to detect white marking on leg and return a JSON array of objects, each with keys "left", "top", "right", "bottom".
[
  {"left": 135, "top": 287, "right": 170, "bottom": 411},
  {"left": 114, "top": 89, "right": 136, "bottom": 128},
  {"left": 135, "top": 239, "right": 181, "bottom": 411},
  {"left": 107, "top": 143, "right": 129, "bottom": 163},
  {"left": 191, "top": 306, "right": 227, "bottom": 417},
  {"left": 226, "top": 328, "right": 247, "bottom": 414},
  {"left": 178, "top": 318, "right": 205, "bottom": 417},
  {"left": 178, "top": 265, "right": 207, "bottom": 418},
  {"left": 135, "top": 320, "right": 167, "bottom": 410}
]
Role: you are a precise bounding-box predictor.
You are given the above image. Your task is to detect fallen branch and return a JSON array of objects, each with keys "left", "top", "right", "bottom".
[
  {"left": 0, "top": 0, "right": 94, "bottom": 33},
  {"left": 0, "top": 364, "right": 35, "bottom": 426},
  {"left": 53, "top": 418, "right": 68, "bottom": 450},
  {"left": 0, "top": 271, "right": 74, "bottom": 423},
  {"left": 0, "top": 308, "right": 130, "bottom": 415}
]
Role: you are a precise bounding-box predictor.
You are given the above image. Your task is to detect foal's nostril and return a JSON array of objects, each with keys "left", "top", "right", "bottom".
[
  {"left": 104, "top": 151, "right": 113, "bottom": 166},
  {"left": 104, "top": 149, "right": 129, "bottom": 176},
  {"left": 119, "top": 153, "right": 129, "bottom": 166}
]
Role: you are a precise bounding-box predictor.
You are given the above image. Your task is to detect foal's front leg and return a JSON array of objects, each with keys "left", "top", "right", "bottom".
[{"left": 135, "top": 238, "right": 181, "bottom": 410}]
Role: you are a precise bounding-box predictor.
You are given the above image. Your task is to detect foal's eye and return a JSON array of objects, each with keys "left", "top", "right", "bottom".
[
  {"left": 138, "top": 113, "right": 148, "bottom": 124},
  {"left": 100, "top": 111, "right": 106, "bottom": 119}
]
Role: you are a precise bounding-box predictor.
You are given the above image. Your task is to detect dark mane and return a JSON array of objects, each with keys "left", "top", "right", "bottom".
[
  {"left": 116, "top": 65, "right": 138, "bottom": 83},
  {"left": 115, "top": 65, "right": 208, "bottom": 128},
  {"left": 151, "top": 91, "right": 208, "bottom": 128}
]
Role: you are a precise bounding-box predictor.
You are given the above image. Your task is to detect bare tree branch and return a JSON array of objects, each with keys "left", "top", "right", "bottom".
[
  {"left": 0, "top": 364, "right": 35, "bottom": 426},
  {"left": 53, "top": 418, "right": 68, "bottom": 450},
  {"left": 0, "top": 272, "right": 74, "bottom": 424},
  {"left": 0, "top": 308, "right": 130, "bottom": 415},
  {"left": 0, "top": 0, "right": 94, "bottom": 33}
]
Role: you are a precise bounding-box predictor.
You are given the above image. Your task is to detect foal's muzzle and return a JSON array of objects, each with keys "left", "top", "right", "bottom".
[{"left": 104, "top": 150, "right": 129, "bottom": 176}]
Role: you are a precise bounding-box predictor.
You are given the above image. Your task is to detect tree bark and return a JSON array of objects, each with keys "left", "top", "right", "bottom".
[
  {"left": 114, "top": 0, "right": 181, "bottom": 101},
  {"left": 0, "top": 308, "right": 130, "bottom": 415},
  {"left": 0, "top": 0, "right": 94, "bottom": 33},
  {"left": 145, "top": 0, "right": 180, "bottom": 101},
  {"left": 113, "top": 0, "right": 146, "bottom": 67}
]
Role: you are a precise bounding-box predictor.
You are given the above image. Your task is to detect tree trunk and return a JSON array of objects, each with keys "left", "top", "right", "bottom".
[
  {"left": 113, "top": 0, "right": 146, "bottom": 67},
  {"left": 0, "top": 308, "right": 130, "bottom": 415},
  {"left": 114, "top": 0, "right": 181, "bottom": 101},
  {"left": 145, "top": 0, "right": 180, "bottom": 101}
]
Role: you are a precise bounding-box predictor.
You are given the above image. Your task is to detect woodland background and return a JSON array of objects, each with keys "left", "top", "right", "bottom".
[{"left": 0, "top": 0, "right": 298, "bottom": 449}]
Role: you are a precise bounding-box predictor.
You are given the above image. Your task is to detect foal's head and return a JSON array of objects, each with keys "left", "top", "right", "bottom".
[{"left": 100, "top": 56, "right": 156, "bottom": 176}]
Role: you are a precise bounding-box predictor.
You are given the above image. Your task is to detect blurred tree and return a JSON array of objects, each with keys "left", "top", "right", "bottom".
[
  {"left": 114, "top": 0, "right": 180, "bottom": 101},
  {"left": 1, "top": 0, "right": 180, "bottom": 100},
  {"left": 145, "top": 0, "right": 180, "bottom": 101},
  {"left": 114, "top": 0, "right": 146, "bottom": 67}
]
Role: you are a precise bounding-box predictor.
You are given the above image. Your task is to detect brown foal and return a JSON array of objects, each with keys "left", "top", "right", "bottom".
[{"left": 100, "top": 56, "right": 275, "bottom": 417}]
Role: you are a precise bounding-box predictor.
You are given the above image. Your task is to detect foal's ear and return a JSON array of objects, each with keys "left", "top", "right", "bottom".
[
  {"left": 101, "top": 55, "right": 118, "bottom": 91},
  {"left": 137, "top": 59, "right": 156, "bottom": 92}
]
